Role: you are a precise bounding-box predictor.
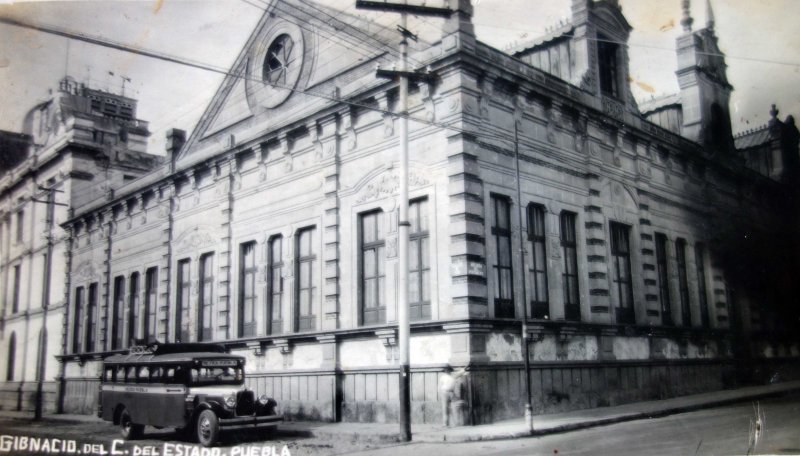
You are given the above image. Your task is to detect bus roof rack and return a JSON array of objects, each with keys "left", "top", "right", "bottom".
[{"left": 132, "top": 342, "right": 229, "bottom": 355}]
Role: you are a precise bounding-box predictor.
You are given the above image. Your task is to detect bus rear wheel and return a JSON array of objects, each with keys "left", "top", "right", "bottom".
[
  {"left": 196, "top": 410, "right": 220, "bottom": 447},
  {"left": 120, "top": 408, "right": 144, "bottom": 440}
]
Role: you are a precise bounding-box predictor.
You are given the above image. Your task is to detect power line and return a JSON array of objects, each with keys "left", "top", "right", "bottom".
[{"left": 0, "top": 13, "right": 523, "bottom": 149}]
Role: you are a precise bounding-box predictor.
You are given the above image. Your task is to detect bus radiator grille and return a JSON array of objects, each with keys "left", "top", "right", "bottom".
[{"left": 236, "top": 390, "right": 256, "bottom": 416}]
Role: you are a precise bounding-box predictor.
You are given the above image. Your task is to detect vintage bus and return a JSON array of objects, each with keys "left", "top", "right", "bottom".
[{"left": 99, "top": 343, "right": 281, "bottom": 447}]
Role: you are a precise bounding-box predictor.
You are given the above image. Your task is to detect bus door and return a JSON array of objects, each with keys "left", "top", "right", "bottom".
[{"left": 154, "top": 365, "right": 189, "bottom": 427}]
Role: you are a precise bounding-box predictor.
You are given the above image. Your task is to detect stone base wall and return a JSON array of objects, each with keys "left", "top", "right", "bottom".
[
  {"left": 468, "top": 360, "right": 731, "bottom": 424},
  {"left": 0, "top": 381, "right": 58, "bottom": 413},
  {"left": 62, "top": 378, "right": 99, "bottom": 415},
  {"left": 59, "top": 358, "right": 800, "bottom": 423}
]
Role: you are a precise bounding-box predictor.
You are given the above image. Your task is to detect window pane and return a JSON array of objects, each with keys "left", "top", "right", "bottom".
[{"left": 409, "top": 272, "right": 420, "bottom": 303}]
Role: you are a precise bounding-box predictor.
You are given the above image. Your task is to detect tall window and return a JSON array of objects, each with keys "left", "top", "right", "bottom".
[
  {"left": 676, "top": 239, "right": 691, "bottom": 326},
  {"left": 409, "top": 199, "right": 431, "bottom": 321},
  {"left": 86, "top": 283, "right": 98, "bottom": 352},
  {"left": 198, "top": 253, "right": 214, "bottom": 341},
  {"left": 360, "top": 211, "right": 386, "bottom": 325},
  {"left": 72, "top": 286, "right": 84, "bottom": 353},
  {"left": 695, "top": 243, "right": 710, "bottom": 328},
  {"left": 15, "top": 210, "right": 23, "bottom": 243},
  {"left": 560, "top": 212, "right": 581, "bottom": 321},
  {"left": 144, "top": 267, "right": 158, "bottom": 343},
  {"left": 598, "top": 37, "right": 620, "bottom": 98},
  {"left": 610, "top": 223, "right": 635, "bottom": 325},
  {"left": 655, "top": 233, "right": 672, "bottom": 326},
  {"left": 528, "top": 204, "right": 549, "bottom": 319},
  {"left": 128, "top": 272, "right": 140, "bottom": 345},
  {"left": 112, "top": 276, "right": 125, "bottom": 350},
  {"left": 295, "top": 227, "right": 316, "bottom": 331},
  {"left": 239, "top": 242, "right": 257, "bottom": 337},
  {"left": 176, "top": 259, "right": 191, "bottom": 342},
  {"left": 41, "top": 253, "right": 49, "bottom": 309},
  {"left": 267, "top": 238, "right": 283, "bottom": 335},
  {"left": 11, "top": 264, "right": 20, "bottom": 314},
  {"left": 5, "top": 333, "right": 15, "bottom": 381},
  {"left": 491, "top": 195, "right": 514, "bottom": 318}
]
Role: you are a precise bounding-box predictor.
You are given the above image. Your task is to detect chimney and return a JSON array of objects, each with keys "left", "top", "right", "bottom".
[{"left": 166, "top": 128, "right": 186, "bottom": 172}]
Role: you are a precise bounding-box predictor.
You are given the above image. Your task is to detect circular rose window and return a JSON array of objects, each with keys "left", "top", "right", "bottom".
[
  {"left": 246, "top": 23, "right": 304, "bottom": 110},
  {"left": 263, "top": 34, "right": 294, "bottom": 86}
]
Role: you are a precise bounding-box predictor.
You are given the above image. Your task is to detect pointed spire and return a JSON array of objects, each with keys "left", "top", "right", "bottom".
[
  {"left": 706, "top": 0, "right": 715, "bottom": 31},
  {"left": 681, "top": 0, "right": 694, "bottom": 32}
]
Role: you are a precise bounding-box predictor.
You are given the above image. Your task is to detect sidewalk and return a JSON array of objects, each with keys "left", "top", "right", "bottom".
[{"left": 2, "top": 380, "right": 799, "bottom": 444}]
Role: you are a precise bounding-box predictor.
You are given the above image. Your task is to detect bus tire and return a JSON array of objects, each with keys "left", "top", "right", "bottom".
[
  {"left": 196, "top": 409, "right": 219, "bottom": 447},
  {"left": 120, "top": 409, "right": 143, "bottom": 440}
]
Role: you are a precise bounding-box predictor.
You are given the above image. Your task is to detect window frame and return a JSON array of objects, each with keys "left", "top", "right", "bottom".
[
  {"left": 528, "top": 203, "right": 549, "bottom": 319},
  {"left": 610, "top": 222, "right": 635, "bottom": 325},
  {"left": 295, "top": 227, "right": 317, "bottom": 332},
  {"left": 359, "top": 210, "right": 386, "bottom": 326},
  {"left": 86, "top": 283, "right": 98, "bottom": 352},
  {"left": 238, "top": 242, "right": 258, "bottom": 338},
  {"left": 695, "top": 243, "right": 710, "bottom": 328},
  {"left": 11, "top": 264, "right": 20, "bottom": 314},
  {"left": 198, "top": 253, "right": 214, "bottom": 342},
  {"left": 73, "top": 286, "right": 85, "bottom": 353},
  {"left": 654, "top": 233, "right": 673, "bottom": 326},
  {"left": 176, "top": 258, "right": 191, "bottom": 342},
  {"left": 267, "top": 237, "right": 283, "bottom": 335},
  {"left": 676, "top": 238, "right": 692, "bottom": 326},
  {"left": 491, "top": 194, "right": 515, "bottom": 319},
  {"left": 112, "top": 276, "right": 125, "bottom": 350},
  {"left": 409, "top": 198, "right": 431, "bottom": 321},
  {"left": 128, "top": 272, "right": 140, "bottom": 345},
  {"left": 143, "top": 267, "right": 158, "bottom": 343},
  {"left": 560, "top": 211, "right": 581, "bottom": 321},
  {"left": 6, "top": 332, "right": 16, "bottom": 381}
]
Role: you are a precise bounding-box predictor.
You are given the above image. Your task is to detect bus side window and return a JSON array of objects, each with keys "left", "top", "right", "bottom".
[
  {"left": 138, "top": 366, "right": 149, "bottom": 383},
  {"left": 149, "top": 367, "right": 162, "bottom": 383},
  {"left": 126, "top": 366, "right": 137, "bottom": 383},
  {"left": 104, "top": 367, "right": 115, "bottom": 382},
  {"left": 164, "top": 367, "right": 175, "bottom": 383},
  {"left": 116, "top": 366, "right": 125, "bottom": 383}
]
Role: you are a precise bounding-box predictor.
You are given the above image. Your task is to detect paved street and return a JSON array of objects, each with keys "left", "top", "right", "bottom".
[
  {"left": 1, "top": 393, "right": 799, "bottom": 455},
  {"left": 0, "top": 418, "right": 380, "bottom": 456},
  {"left": 350, "top": 394, "right": 800, "bottom": 456}
]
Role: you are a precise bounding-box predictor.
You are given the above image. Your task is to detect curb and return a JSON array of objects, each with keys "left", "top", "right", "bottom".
[{"left": 414, "top": 386, "right": 800, "bottom": 443}]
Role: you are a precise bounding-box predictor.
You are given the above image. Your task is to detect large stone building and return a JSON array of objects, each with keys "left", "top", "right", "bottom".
[
  {"left": 0, "top": 77, "right": 161, "bottom": 413},
  {"left": 5, "top": 0, "right": 798, "bottom": 424}
]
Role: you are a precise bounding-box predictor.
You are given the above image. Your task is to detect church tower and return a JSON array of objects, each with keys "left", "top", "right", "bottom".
[{"left": 676, "top": 0, "right": 734, "bottom": 152}]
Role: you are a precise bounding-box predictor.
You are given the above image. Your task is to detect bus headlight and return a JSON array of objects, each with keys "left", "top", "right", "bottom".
[
  {"left": 258, "top": 395, "right": 269, "bottom": 405},
  {"left": 225, "top": 394, "right": 236, "bottom": 408}
]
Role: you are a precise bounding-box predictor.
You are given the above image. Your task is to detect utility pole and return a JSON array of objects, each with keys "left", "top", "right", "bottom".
[
  {"left": 32, "top": 184, "right": 67, "bottom": 420},
  {"left": 513, "top": 123, "right": 534, "bottom": 431},
  {"left": 354, "top": 0, "right": 450, "bottom": 442}
]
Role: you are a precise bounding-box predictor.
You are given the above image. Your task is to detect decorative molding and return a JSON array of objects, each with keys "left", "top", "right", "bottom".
[
  {"left": 174, "top": 226, "right": 216, "bottom": 254},
  {"left": 355, "top": 169, "right": 430, "bottom": 204}
]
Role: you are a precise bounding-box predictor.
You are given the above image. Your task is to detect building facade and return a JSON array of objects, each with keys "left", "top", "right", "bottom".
[
  {"left": 0, "top": 77, "right": 160, "bottom": 413},
  {"left": 11, "top": 0, "right": 799, "bottom": 424}
]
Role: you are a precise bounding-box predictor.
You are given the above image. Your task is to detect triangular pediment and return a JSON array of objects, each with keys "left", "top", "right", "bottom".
[
  {"left": 591, "top": 2, "right": 632, "bottom": 36},
  {"left": 175, "top": 0, "right": 397, "bottom": 169}
]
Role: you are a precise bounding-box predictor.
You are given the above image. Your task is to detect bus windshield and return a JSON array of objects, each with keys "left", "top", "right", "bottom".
[{"left": 190, "top": 366, "right": 244, "bottom": 386}]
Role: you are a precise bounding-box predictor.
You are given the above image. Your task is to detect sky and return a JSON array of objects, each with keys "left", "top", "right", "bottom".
[{"left": 0, "top": 0, "right": 798, "bottom": 156}]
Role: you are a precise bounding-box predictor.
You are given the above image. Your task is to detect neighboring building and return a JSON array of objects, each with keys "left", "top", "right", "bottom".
[
  {"left": 0, "top": 76, "right": 161, "bottom": 413},
  {"left": 44, "top": 0, "right": 800, "bottom": 424}
]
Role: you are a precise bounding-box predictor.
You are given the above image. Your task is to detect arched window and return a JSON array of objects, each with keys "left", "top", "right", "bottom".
[{"left": 6, "top": 333, "right": 16, "bottom": 381}]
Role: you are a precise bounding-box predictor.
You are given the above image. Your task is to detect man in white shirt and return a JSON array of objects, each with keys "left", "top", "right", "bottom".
[{"left": 439, "top": 365, "right": 468, "bottom": 426}]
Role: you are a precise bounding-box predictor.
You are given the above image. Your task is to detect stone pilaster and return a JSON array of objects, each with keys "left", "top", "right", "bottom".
[
  {"left": 319, "top": 114, "right": 341, "bottom": 330},
  {"left": 444, "top": 322, "right": 492, "bottom": 364},
  {"left": 100, "top": 209, "right": 113, "bottom": 351},
  {"left": 637, "top": 192, "right": 660, "bottom": 325},
  {"left": 157, "top": 187, "right": 172, "bottom": 343},
  {"left": 584, "top": 172, "right": 611, "bottom": 323},
  {"left": 447, "top": 133, "right": 487, "bottom": 318},
  {"left": 215, "top": 159, "right": 234, "bottom": 340}
]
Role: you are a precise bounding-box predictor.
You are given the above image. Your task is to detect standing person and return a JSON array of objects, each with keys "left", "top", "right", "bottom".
[{"left": 439, "top": 365, "right": 468, "bottom": 426}]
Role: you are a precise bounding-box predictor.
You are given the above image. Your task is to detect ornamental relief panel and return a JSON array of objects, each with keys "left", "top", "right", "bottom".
[
  {"left": 353, "top": 168, "right": 431, "bottom": 205},
  {"left": 74, "top": 260, "right": 101, "bottom": 282},
  {"left": 174, "top": 226, "right": 217, "bottom": 254}
]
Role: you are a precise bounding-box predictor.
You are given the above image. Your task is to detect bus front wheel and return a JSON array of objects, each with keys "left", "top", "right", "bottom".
[
  {"left": 196, "top": 410, "right": 220, "bottom": 447},
  {"left": 120, "top": 408, "right": 144, "bottom": 440}
]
